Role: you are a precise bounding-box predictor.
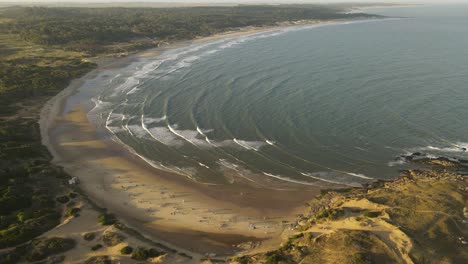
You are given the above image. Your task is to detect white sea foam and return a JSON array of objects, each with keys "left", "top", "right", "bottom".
[
  {"left": 141, "top": 115, "right": 178, "bottom": 146},
  {"left": 108, "top": 73, "right": 121, "bottom": 84},
  {"left": 387, "top": 159, "right": 407, "bottom": 167},
  {"left": 412, "top": 142, "right": 468, "bottom": 154},
  {"left": 148, "top": 126, "right": 184, "bottom": 147},
  {"left": 266, "top": 140, "right": 275, "bottom": 146},
  {"left": 112, "top": 77, "right": 140, "bottom": 95},
  {"left": 345, "top": 172, "right": 373, "bottom": 180},
  {"left": 167, "top": 124, "right": 197, "bottom": 145},
  {"left": 233, "top": 138, "right": 265, "bottom": 151},
  {"left": 126, "top": 86, "right": 140, "bottom": 95},
  {"left": 126, "top": 124, "right": 148, "bottom": 138},
  {"left": 218, "top": 159, "right": 239, "bottom": 171},
  {"left": 196, "top": 126, "right": 217, "bottom": 147},
  {"left": 144, "top": 115, "right": 167, "bottom": 124},
  {"left": 199, "top": 162, "right": 210, "bottom": 169},
  {"left": 300, "top": 172, "right": 344, "bottom": 185},
  {"left": 263, "top": 172, "right": 319, "bottom": 186}
]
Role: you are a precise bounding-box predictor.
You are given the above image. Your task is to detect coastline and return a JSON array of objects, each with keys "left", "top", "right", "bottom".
[{"left": 39, "top": 20, "right": 362, "bottom": 257}]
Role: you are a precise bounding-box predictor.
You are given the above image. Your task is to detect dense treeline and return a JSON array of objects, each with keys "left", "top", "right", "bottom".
[
  {"left": 2, "top": 5, "right": 378, "bottom": 52},
  {"left": 0, "top": 59, "right": 95, "bottom": 113},
  {"left": 0, "top": 118, "right": 67, "bottom": 249}
]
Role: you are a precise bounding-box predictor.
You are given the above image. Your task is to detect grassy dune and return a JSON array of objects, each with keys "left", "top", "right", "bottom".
[{"left": 234, "top": 166, "right": 467, "bottom": 264}]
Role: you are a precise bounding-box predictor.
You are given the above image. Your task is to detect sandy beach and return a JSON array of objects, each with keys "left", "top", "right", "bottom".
[{"left": 39, "top": 23, "right": 329, "bottom": 257}]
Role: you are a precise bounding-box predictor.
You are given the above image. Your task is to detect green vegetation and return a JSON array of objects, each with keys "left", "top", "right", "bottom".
[
  {"left": 120, "top": 245, "right": 133, "bottom": 255},
  {"left": 1, "top": 5, "right": 378, "bottom": 54},
  {"left": 84, "top": 255, "right": 112, "bottom": 264},
  {"left": 131, "top": 247, "right": 164, "bottom": 261},
  {"left": 102, "top": 231, "right": 125, "bottom": 246},
  {"left": 362, "top": 211, "right": 380, "bottom": 218},
  {"left": 91, "top": 244, "right": 103, "bottom": 251},
  {"left": 66, "top": 207, "right": 81, "bottom": 217},
  {"left": 0, "top": 59, "right": 95, "bottom": 113},
  {"left": 26, "top": 237, "right": 75, "bottom": 261},
  {"left": 83, "top": 232, "right": 95, "bottom": 241},
  {"left": 56, "top": 195, "right": 70, "bottom": 204},
  {"left": 98, "top": 213, "right": 117, "bottom": 226},
  {"left": 0, "top": 237, "right": 75, "bottom": 262},
  {"left": 315, "top": 208, "right": 344, "bottom": 220},
  {"left": 0, "top": 10, "right": 95, "bottom": 248}
]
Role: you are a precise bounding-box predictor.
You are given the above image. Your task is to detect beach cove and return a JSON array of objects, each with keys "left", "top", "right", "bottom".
[{"left": 39, "top": 22, "right": 338, "bottom": 256}]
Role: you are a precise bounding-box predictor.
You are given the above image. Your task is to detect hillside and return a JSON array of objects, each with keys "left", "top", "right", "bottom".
[{"left": 233, "top": 157, "right": 468, "bottom": 263}]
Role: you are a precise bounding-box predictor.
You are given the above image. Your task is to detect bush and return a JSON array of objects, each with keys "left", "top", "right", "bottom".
[
  {"left": 66, "top": 207, "right": 81, "bottom": 217},
  {"left": 84, "top": 256, "right": 112, "bottom": 264},
  {"left": 98, "top": 213, "right": 117, "bottom": 226},
  {"left": 83, "top": 232, "right": 95, "bottom": 241},
  {"left": 91, "top": 244, "right": 103, "bottom": 251},
  {"left": 0, "top": 250, "right": 22, "bottom": 264},
  {"left": 316, "top": 208, "right": 344, "bottom": 220},
  {"left": 120, "top": 245, "right": 133, "bottom": 255},
  {"left": 0, "top": 212, "right": 61, "bottom": 248},
  {"left": 363, "top": 211, "right": 381, "bottom": 218},
  {"left": 56, "top": 195, "right": 70, "bottom": 204},
  {"left": 131, "top": 247, "right": 164, "bottom": 261},
  {"left": 113, "top": 222, "right": 125, "bottom": 230},
  {"left": 26, "top": 237, "right": 75, "bottom": 261},
  {"left": 68, "top": 192, "right": 78, "bottom": 199},
  {"left": 265, "top": 251, "right": 287, "bottom": 264},
  {"left": 102, "top": 232, "right": 125, "bottom": 246}
]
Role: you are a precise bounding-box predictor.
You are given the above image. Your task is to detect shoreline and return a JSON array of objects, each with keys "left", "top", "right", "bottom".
[{"left": 39, "top": 20, "right": 370, "bottom": 257}]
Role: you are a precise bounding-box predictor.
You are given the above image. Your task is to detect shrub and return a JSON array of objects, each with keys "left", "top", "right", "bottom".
[
  {"left": 131, "top": 247, "right": 164, "bottom": 261},
  {"left": 83, "top": 232, "right": 95, "bottom": 241},
  {"left": 265, "top": 251, "right": 286, "bottom": 264},
  {"left": 26, "top": 237, "right": 75, "bottom": 261},
  {"left": 0, "top": 249, "right": 22, "bottom": 264},
  {"left": 84, "top": 256, "right": 112, "bottom": 264},
  {"left": 120, "top": 246, "right": 133, "bottom": 255},
  {"left": 68, "top": 192, "right": 78, "bottom": 199},
  {"left": 56, "top": 196, "right": 70, "bottom": 204},
  {"left": 102, "top": 232, "right": 125, "bottom": 246},
  {"left": 98, "top": 213, "right": 117, "bottom": 226},
  {"left": 316, "top": 208, "right": 344, "bottom": 220},
  {"left": 363, "top": 211, "right": 381, "bottom": 218},
  {"left": 114, "top": 222, "right": 125, "bottom": 230},
  {"left": 91, "top": 244, "right": 103, "bottom": 251},
  {"left": 66, "top": 207, "right": 81, "bottom": 217},
  {"left": 290, "top": 233, "right": 304, "bottom": 240}
]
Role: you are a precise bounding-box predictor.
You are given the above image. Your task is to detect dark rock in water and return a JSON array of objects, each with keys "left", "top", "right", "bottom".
[
  {"left": 414, "top": 157, "right": 430, "bottom": 162},
  {"left": 412, "top": 152, "right": 423, "bottom": 156},
  {"left": 462, "top": 147, "right": 467, "bottom": 151},
  {"left": 403, "top": 155, "right": 413, "bottom": 161}
]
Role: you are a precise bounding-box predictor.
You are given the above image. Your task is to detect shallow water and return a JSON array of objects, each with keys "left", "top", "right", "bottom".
[{"left": 76, "top": 5, "right": 468, "bottom": 187}]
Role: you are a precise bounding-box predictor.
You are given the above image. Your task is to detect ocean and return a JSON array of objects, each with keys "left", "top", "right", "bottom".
[{"left": 75, "top": 4, "right": 468, "bottom": 187}]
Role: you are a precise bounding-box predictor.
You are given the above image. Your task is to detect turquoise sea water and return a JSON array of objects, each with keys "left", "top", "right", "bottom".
[{"left": 83, "top": 5, "right": 468, "bottom": 187}]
